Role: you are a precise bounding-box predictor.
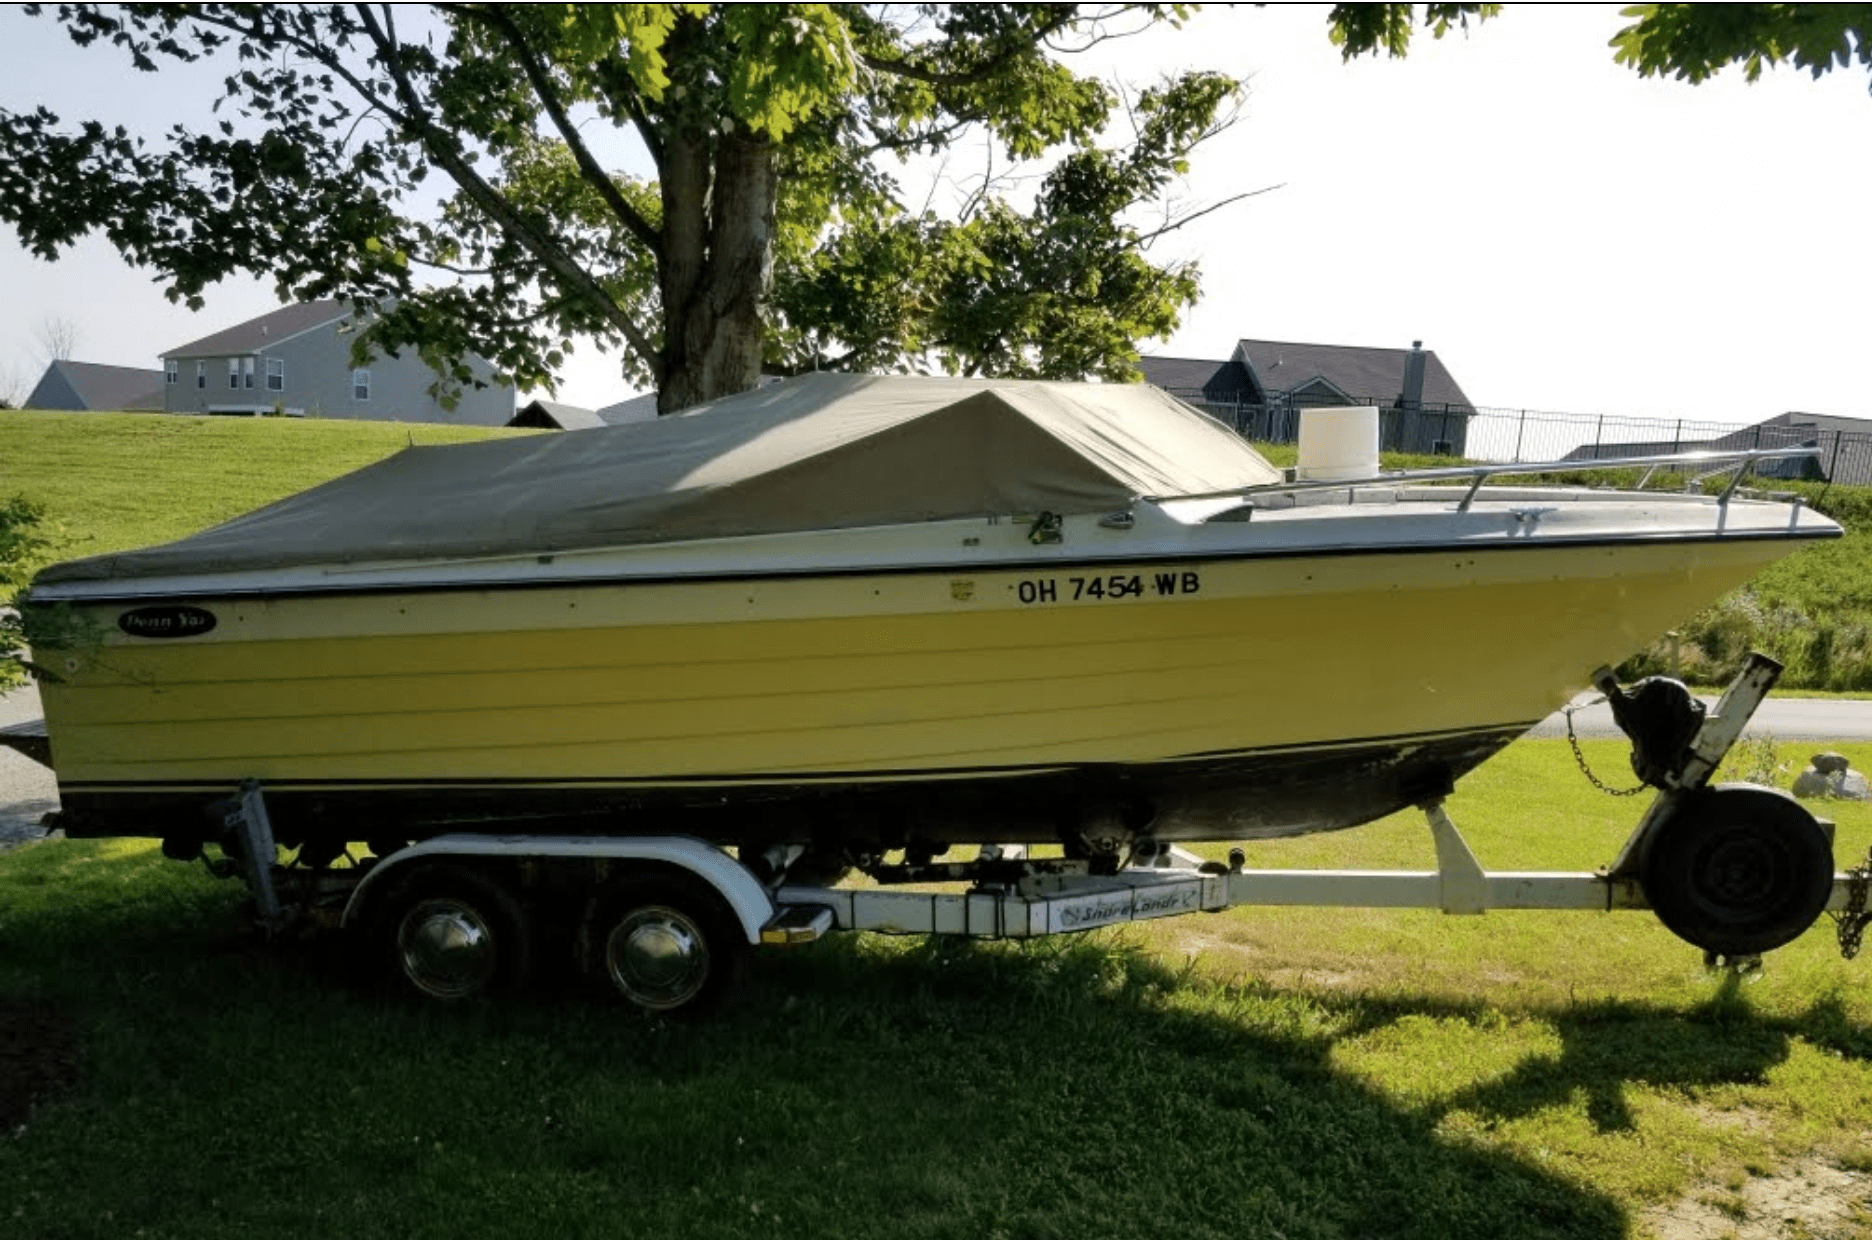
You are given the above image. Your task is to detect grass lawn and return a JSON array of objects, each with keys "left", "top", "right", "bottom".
[{"left": 0, "top": 410, "right": 525, "bottom": 562}]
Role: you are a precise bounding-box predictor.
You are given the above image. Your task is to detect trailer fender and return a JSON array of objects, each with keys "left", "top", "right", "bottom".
[{"left": 340, "top": 835, "right": 775, "bottom": 945}]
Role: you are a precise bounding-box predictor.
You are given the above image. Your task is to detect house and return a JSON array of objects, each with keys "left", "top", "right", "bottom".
[
  {"left": 1140, "top": 338, "right": 1477, "bottom": 455},
  {"left": 509, "top": 399, "right": 607, "bottom": 430},
  {"left": 1567, "top": 411, "right": 1872, "bottom": 485},
  {"left": 161, "top": 301, "right": 512, "bottom": 425},
  {"left": 596, "top": 392, "right": 661, "bottom": 424},
  {"left": 23, "top": 360, "right": 164, "bottom": 411},
  {"left": 507, "top": 394, "right": 658, "bottom": 429},
  {"left": 571, "top": 375, "right": 790, "bottom": 428}
]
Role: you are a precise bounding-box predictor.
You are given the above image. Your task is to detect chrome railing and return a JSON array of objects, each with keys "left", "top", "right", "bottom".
[{"left": 1156, "top": 446, "right": 1822, "bottom": 513}]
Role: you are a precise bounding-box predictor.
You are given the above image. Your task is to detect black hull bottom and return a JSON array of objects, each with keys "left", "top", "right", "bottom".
[
  {"left": 54, "top": 723, "right": 1535, "bottom": 861},
  {"left": 55, "top": 724, "right": 1533, "bottom": 856}
]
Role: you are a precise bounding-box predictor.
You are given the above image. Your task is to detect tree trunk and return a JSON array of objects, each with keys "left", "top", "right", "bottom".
[{"left": 657, "top": 132, "right": 776, "bottom": 415}]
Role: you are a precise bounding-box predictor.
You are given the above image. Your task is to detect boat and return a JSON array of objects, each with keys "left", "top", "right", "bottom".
[{"left": 21, "top": 373, "right": 1842, "bottom": 868}]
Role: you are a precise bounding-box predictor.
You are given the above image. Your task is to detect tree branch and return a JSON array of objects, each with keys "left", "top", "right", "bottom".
[
  {"left": 858, "top": 8, "right": 1091, "bottom": 87},
  {"left": 408, "top": 252, "right": 498, "bottom": 277},
  {"left": 446, "top": 3, "right": 665, "bottom": 258},
  {"left": 1135, "top": 185, "right": 1282, "bottom": 248},
  {"left": 859, "top": 114, "right": 974, "bottom": 157},
  {"left": 349, "top": 3, "right": 663, "bottom": 379}
]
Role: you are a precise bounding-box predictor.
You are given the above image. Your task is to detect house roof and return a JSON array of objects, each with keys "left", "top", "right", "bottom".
[
  {"left": 1746, "top": 411, "right": 1872, "bottom": 438},
  {"left": 1232, "top": 339, "right": 1475, "bottom": 410},
  {"left": 596, "top": 392, "right": 659, "bottom": 424},
  {"left": 163, "top": 300, "right": 351, "bottom": 359},
  {"left": 596, "top": 374, "right": 787, "bottom": 424},
  {"left": 510, "top": 399, "right": 606, "bottom": 431},
  {"left": 1135, "top": 356, "right": 1250, "bottom": 395},
  {"left": 1691, "top": 412, "right": 1872, "bottom": 482},
  {"left": 24, "top": 360, "right": 164, "bottom": 411}
]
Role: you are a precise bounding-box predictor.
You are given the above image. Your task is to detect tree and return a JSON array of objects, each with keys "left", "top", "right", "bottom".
[
  {"left": 1327, "top": 3, "right": 1872, "bottom": 91},
  {"left": 1, "top": 4, "right": 1244, "bottom": 412},
  {"left": 33, "top": 314, "right": 80, "bottom": 367},
  {"left": 1608, "top": 4, "right": 1872, "bottom": 89},
  {"left": 1326, "top": 2, "right": 1500, "bottom": 60},
  {"left": 0, "top": 496, "right": 46, "bottom": 690},
  {"left": 0, "top": 361, "right": 27, "bottom": 409}
]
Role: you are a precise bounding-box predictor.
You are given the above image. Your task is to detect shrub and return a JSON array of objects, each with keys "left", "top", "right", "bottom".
[{"left": 1, "top": 495, "right": 48, "bottom": 690}]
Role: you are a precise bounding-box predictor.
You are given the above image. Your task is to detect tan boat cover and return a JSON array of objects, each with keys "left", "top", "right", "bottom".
[{"left": 38, "top": 373, "right": 1281, "bottom": 583}]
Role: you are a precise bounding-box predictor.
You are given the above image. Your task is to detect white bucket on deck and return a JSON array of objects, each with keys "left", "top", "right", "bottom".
[{"left": 1295, "top": 406, "right": 1380, "bottom": 482}]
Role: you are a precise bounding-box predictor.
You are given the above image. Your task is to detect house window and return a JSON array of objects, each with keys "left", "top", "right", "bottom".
[
  {"left": 228, "top": 358, "right": 240, "bottom": 389},
  {"left": 353, "top": 369, "right": 371, "bottom": 401},
  {"left": 266, "top": 358, "right": 284, "bottom": 392},
  {"left": 196, "top": 362, "right": 206, "bottom": 389},
  {"left": 242, "top": 357, "right": 255, "bottom": 389},
  {"left": 165, "top": 360, "right": 177, "bottom": 386}
]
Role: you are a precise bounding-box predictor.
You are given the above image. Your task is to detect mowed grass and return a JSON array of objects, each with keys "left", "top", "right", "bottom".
[
  {"left": 5, "top": 740, "right": 1872, "bottom": 1239},
  {"left": 0, "top": 410, "right": 527, "bottom": 562},
  {"left": 3, "top": 411, "right": 1872, "bottom": 1236}
]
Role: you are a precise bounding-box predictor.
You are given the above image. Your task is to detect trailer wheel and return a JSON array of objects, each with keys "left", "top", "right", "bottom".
[
  {"left": 375, "top": 864, "right": 533, "bottom": 1002},
  {"left": 1641, "top": 785, "right": 1834, "bottom": 958},
  {"left": 582, "top": 873, "right": 747, "bottom": 1015}
]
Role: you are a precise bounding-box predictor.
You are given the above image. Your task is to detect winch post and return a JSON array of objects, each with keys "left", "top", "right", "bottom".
[{"left": 1605, "top": 652, "right": 1783, "bottom": 879}]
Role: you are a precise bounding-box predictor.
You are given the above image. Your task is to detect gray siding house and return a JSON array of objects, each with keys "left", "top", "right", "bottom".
[
  {"left": 1141, "top": 338, "right": 1476, "bottom": 456},
  {"left": 162, "top": 301, "right": 512, "bottom": 425},
  {"left": 24, "top": 360, "right": 164, "bottom": 411}
]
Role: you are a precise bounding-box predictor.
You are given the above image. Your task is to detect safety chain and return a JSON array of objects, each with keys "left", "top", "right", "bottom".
[
  {"left": 1831, "top": 849, "right": 1872, "bottom": 961},
  {"left": 1565, "top": 698, "right": 1648, "bottom": 797}
]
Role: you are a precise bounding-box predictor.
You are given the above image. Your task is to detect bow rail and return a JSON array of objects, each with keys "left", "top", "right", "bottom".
[{"left": 1154, "top": 445, "right": 1822, "bottom": 513}]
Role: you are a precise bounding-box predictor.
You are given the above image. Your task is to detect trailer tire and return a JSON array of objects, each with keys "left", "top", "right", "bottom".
[
  {"left": 1641, "top": 785, "right": 1834, "bottom": 958},
  {"left": 373, "top": 864, "right": 534, "bottom": 1002},
  {"left": 581, "top": 872, "right": 747, "bottom": 1015}
]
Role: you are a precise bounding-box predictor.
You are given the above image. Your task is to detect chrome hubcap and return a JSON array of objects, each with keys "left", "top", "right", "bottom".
[
  {"left": 398, "top": 899, "right": 498, "bottom": 1000},
  {"left": 605, "top": 906, "right": 710, "bottom": 1011}
]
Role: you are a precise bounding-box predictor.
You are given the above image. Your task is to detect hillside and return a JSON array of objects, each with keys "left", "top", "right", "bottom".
[{"left": 0, "top": 410, "right": 527, "bottom": 563}]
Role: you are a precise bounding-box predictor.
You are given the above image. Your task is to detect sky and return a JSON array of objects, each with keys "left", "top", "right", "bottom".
[{"left": 1, "top": 3, "right": 1868, "bottom": 427}]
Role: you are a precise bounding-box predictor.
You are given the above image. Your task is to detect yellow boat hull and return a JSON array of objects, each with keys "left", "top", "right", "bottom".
[{"left": 36, "top": 535, "right": 1798, "bottom": 848}]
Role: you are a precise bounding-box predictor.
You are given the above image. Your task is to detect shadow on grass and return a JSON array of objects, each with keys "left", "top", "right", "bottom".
[
  {"left": 6, "top": 844, "right": 1869, "bottom": 1240},
  {"left": 1289, "top": 973, "right": 1807, "bottom": 1134}
]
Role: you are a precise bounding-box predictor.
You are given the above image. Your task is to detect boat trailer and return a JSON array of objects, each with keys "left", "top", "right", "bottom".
[{"left": 7, "top": 653, "right": 1868, "bottom": 1012}]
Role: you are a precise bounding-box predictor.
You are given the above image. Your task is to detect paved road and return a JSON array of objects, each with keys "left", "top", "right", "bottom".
[
  {"left": 1525, "top": 693, "right": 1872, "bottom": 741},
  {"left": 6, "top": 682, "right": 1872, "bottom": 850},
  {"left": 0, "top": 684, "right": 58, "bottom": 848}
]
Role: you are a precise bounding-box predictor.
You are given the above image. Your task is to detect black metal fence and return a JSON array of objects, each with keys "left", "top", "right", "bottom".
[
  {"left": 1164, "top": 389, "right": 1474, "bottom": 458},
  {"left": 1162, "top": 387, "right": 1872, "bottom": 485}
]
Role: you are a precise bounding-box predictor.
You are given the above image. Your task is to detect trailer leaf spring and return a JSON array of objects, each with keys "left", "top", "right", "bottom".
[{"left": 1833, "top": 849, "right": 1872, "bottom": 961}]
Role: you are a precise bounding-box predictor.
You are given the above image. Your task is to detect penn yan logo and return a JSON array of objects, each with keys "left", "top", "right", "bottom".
[{"left": 118, "top": 605, "right": 218, "bottom": 640}]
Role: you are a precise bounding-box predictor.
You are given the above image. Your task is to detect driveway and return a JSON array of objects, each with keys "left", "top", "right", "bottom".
[
  {"left": 1527, "top": 693, "right": 1872, "bottom": 742},
  {"left": 0, "top": 684, "right": 57, "bottom": 848}
]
